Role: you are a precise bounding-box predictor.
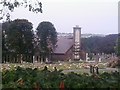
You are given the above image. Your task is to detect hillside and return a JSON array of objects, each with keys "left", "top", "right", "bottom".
[{"left": 81, "top": 34, "right": 118, "bottom": 54}]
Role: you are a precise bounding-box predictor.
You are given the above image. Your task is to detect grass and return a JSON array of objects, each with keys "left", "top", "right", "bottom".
[{"left": 1, "top": 61, "right": 118, "bottom": 74}]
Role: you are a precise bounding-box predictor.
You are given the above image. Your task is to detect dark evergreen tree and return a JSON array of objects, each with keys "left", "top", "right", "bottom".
[
  {"left": 36, "top": 21, "right": 57, "bottom": 62},
  {"left": 2, "top": 19, "right": 34, "bottom": 63},
  {"left": 117, "top": 33, "right": 120, "bottom": 58}
]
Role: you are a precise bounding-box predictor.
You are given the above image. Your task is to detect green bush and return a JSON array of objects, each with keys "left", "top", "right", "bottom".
[{"left": 2, "top": 66, "right": 120, "bottom": 89}]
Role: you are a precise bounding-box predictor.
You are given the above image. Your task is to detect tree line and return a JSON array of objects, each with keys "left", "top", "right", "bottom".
[
  {"left": 2, "top": 19, "right": 119, "bottom": 63},
  {"left": 81, "top": 34, "right": 118, "bottom": 55},
  {"left": 2, "top": 19, "right": 57, "bottom": 63}
]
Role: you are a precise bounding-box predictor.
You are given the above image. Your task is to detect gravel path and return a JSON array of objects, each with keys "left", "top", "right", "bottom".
[{"left": 62, "top": 68, "right": 119, "bottom": 74}]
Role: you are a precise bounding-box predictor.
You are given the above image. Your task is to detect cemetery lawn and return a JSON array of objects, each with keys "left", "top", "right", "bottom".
[{"left": 1, "top": 62, "right": 118, "bottom": 74}]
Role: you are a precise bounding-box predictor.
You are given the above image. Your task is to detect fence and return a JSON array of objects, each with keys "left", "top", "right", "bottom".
[{"left": 2, "top": 53, "right": 34, "bottom": 63}]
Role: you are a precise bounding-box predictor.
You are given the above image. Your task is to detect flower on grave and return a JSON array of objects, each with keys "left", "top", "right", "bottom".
[
  {"left": 17, "top": 78, "right": 24, "bottom": 86},
  {"left": 7, "top": 64, "right": 10, "bottom": 67},
  {"left": 49, "top": 64, "right": 52, "bottom": 66},
  {"left": 34, "top": 82, "right": 40, "bottom": 90},
  {"left": 14, "top": 64, "right": 17, "bottom": 68},
  {"left": 59, "top": 63, "right": 62, "bottom": 65},
  {"left": 59, "top": 81, "right": 65, "bottom": 90},
  {"left": 72, "top": 63, "right": 75, "bottom": 65}
]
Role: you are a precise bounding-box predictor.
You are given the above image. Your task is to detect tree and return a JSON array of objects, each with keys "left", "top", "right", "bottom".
[
  {"left": 0, "top": 0, "right": 42, "bottom": 21},
  {"left": 116, "top": 33, "right": 120, "bottom": 58},
  {"left": 81, "top": 34, "right": 118, "bottom": 54},
  {"left": 2, "top": 21, "right": 11, "bottom": 63},
  {"left": 36, "top": 21, "right": 57, "bottom": 62},
  {"left": 2, "top": 22, "right": 10, "bottom": 52},
  {"left": 3, "top": 19, "right": 34, "bottom": 62}
]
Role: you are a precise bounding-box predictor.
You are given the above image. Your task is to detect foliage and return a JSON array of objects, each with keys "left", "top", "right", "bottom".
[
  {"left": 81, "top": 34, "right": 118, "bottom": 54},
  {"left": 36, "top": 21, "right": 57, "bottom": 61},
  {"left": 107, "top": 59, "right": 120, "bottom": 68},
  {"left": 0, "top": 0, "right": 42, "bottom": 21},
  {"left": 2, "top": 19, "right": 34, "bottom": 62},
  {"left": 116, "top": 33, "right": 120, "bottom": 57},
  {"left": 2, "top": 66, "right": 120, "bottom": 89},
  {"left": 2, "top": 21, "right": 10, "bottom": 53}
]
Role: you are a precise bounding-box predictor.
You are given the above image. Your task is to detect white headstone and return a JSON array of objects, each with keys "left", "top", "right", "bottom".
[
  {"left": 33, "top": 56, "right": 35, "bottom": 63},
  {"left": 86, "top": 53, "right": 89, "bottom": 62},
  {"left": 98, "top": 57, "right": 102, "bottom": 62},
  {"left": 46, "top": 58, "right": 48, "bottom": 62},
  {"left": 69, "top": 58, "right": 72, "bottom": 62}
]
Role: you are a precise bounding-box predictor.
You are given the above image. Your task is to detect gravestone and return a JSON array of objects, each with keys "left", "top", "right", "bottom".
[
  {"left": 98, "top": 57, "right": 102, "bottom": 62},
  {"left": 86, "top": 53, "right": 89, "bottom": 62}
]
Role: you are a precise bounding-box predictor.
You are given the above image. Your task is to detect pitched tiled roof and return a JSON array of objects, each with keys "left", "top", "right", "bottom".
[{"left": 53, "top": 36, "right": 73, "bottom": 54}]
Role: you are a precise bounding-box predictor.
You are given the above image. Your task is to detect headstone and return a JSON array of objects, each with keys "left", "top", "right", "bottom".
[
  {"left": 79, "top": 59, "right": 82, "bottom": 61},
  {"left": 41, "top": 58, "right": 43, "bottom": 64},
  {"left": 112, "top": 53, "right": 114, "bottom": 58},
  {"left": 46, "top": 58, "right": 48, "bottom": 62},
  {"left": 98, "top": 57, "right": 102, "bottom": 62},
  {"left": 69, "top": 58, "right": 72, "bottom": 62},
  {"left": 33, "top": 56, "right": 35, "bottom": 63},
  {"left": 86, "top": 53, "right": 89, "bottom": 62},
  {"left": 97, "top": 53, "right": 99, "bottom": 56}
]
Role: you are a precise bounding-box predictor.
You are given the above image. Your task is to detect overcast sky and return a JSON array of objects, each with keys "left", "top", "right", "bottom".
[{"left": 4, "top": 0, "right": 120, "bottom": 34}]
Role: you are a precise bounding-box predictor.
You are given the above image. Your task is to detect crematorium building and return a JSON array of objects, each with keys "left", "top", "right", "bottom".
[{"left": 52, "top": 26, "right": 86, "bottom": 61}]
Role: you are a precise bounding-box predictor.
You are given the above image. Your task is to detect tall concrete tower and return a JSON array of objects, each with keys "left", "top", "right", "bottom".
[{"left": 73, "top": 25, "right": 81, "bottom": 60}]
